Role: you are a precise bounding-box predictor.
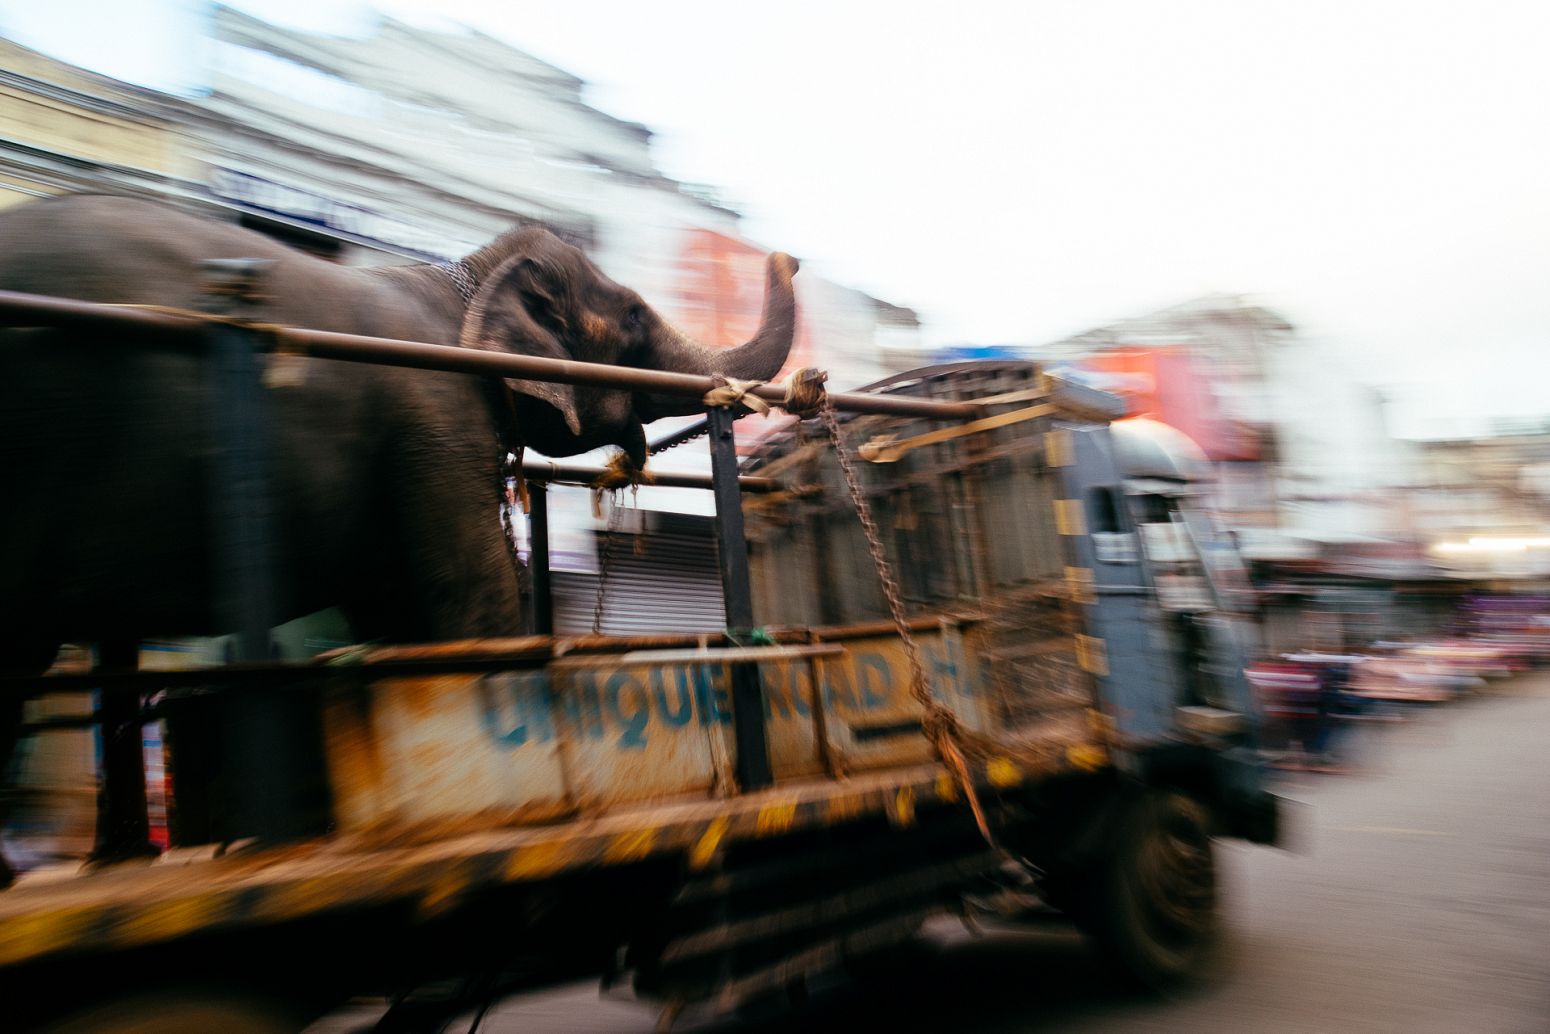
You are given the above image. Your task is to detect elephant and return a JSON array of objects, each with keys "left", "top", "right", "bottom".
[{"left": 0, "top": 193, "right": 799, "bottom": 881}]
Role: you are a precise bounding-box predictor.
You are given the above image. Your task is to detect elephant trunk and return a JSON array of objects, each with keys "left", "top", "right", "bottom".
[{"left": 634, "top": 252, "right": 799, "bottom": 421}]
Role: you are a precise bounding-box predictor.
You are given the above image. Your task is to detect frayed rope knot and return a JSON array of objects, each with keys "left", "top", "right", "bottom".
[
  {"left": 703, "top": 375, "right": 770, "bottom": 414},
  {"left": 589, "top": 452, "right": 653, "bottom": 518},
  {"left": 507, "top": 445, "right": 530, "bottom": 513},
  {"left": 700, "top": 367, "right": 828, "bottom": 418},
  {"left": 590, "top": 451, "right": 654, "bottom": 493},
  {"left": 780, "top": 367, "right": 828, "bottom": 418},
  {"left": 919, "top": 705, "right": 993, "bottom": 842}
]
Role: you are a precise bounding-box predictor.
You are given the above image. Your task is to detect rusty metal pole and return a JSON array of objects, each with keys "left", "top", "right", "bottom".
[
  {"left": 0, "top": 289, "right": 987, "bottom": 420},
  {"left": 202, "top": 259, "right": 292, "bottom": 842},
  {"left": 89, "top": 639, "right": 156, "bottom": 863},
  {"left": 707, "top": 406, "right": 772, "bottom": 791},
  {"left": 204, "top": 260, "right": 279, "bottom": 662},
  {"left": 528, "top": 483, "right": 554, "bottom": 636}
]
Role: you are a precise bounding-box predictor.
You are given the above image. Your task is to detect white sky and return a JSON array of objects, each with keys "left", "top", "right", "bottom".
[{"left": 3, "top": 0, "right": 1548, "bottom": 436}]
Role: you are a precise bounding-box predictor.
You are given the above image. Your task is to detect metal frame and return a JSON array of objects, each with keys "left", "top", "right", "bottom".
[
  {"left": 0, "top": 289, "right": 980, "bottom": 418},
  {"left": 0, "top": 285, "right": 984, "bottom": 852},
  {"left": 707, "top": 405, "right": 773, "bottom": 788}
]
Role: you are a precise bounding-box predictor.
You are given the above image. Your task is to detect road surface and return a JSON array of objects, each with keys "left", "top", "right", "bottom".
[{"left": 321, "top": 673, "right": 1550, "bottom": 1034}]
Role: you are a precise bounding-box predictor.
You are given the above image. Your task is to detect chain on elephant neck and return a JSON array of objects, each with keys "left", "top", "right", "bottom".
[{"left": 442, "top": 260, "right": 478, "bottom": 305}]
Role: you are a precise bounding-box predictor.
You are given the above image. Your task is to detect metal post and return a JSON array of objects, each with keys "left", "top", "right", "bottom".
[
  {"left": 0, "top": 289, "right": 987, "bottom": 419},
  {"left": 529, "top": 483, "right": 554, "bottom": 636},
  {"left": 204, "top": 260, "right": 278, "bottom": 663},
  {"left": 89, "top": 639, "right": 156, "bottom": 863},
  {"left": 707, "top": 406, "right": 772, "bottom": 791},
  {"left": 202, "top": 259, "right": 291, "bottom": 841}
]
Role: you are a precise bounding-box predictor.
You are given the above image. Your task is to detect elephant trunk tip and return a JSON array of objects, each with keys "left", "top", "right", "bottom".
[
  {"left": 769, "top": 252, "right": 800, "bottom": 284},
  {"left": 628, "top": 247, "right": 801, "bottom": 422}
]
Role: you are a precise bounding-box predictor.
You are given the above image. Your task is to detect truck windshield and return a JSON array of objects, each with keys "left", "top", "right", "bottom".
[{"left": 1088, "top": 486, "right": 1137, "bottom": 564}]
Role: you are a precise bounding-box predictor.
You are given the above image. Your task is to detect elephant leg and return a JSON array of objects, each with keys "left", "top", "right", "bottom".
[
  {"left": 415, "top": 523, "right": 524, "bottom": 642},
  {"left": 0, "top": 640, "right": 61, "bottom": 889},
  {"left": 385, "top": 454, "right": 524, "bottom": 643}
]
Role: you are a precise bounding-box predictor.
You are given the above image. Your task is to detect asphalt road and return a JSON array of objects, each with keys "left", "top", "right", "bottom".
[{"left": 326, "top": 672, "right": 1550, "bottom": 1034}]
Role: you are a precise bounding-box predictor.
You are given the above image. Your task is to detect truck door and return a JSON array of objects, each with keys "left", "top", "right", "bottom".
[
  {"left": 1176, "top": 508, "right": 1268, "bottom": 728},
  {"left": 1053, "top": 424, "right": 1179, "bottom": 744}
]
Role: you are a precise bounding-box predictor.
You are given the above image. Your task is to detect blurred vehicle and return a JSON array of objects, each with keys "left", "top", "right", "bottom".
[{"left": 1351, "top": 644, "right": 1483, "bottom": 704}]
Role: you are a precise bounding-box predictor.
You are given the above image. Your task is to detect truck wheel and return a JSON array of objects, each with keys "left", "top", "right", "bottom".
[
  {"left": 40, "top": 990, "right": 301, "bottom": 1034},
  {"left": 1091, "top": 789, "right": 1218, "bottom": 989}
]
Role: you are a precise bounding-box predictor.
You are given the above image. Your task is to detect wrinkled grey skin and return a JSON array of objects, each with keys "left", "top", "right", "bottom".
[{"left": 0, "top": 195, "right": 798, "bottom": 881}]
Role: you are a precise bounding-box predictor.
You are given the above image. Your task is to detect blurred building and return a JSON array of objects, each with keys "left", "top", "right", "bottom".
[
  {"left": 1034, "top": 296, "right": 1298, "bottom": 556},
  {"left": 970, "top": 295, "right": 1491, "bottom": 651},
  {"left": 0, "top": 36, "right": 202, "bottom": 208},
  {"left": 1, "top": 6, "right": 924, "bottom": 636},
  {"left": 0, "top": 6, "right": 914, "bottom": 403},
  {"left": 202, "top": 5, "right": 913, "bottom": 390},
  {"left": 1413, "top": 427, "right": 1550, "bottom": 582}
]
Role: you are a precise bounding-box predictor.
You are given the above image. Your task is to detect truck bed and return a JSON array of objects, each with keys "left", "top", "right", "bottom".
[{"left": 0, "top": 626, "right": 1112, "bottom": 974}]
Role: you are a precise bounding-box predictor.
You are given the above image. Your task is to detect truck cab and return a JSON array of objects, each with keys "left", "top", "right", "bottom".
[{"left": 1068, "top": 413, "right": 1275, "bottom": 842}]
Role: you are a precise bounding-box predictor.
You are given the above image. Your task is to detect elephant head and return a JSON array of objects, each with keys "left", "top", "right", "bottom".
[{"left": 457, "top": 227, "right": 799, "bottom": 466}]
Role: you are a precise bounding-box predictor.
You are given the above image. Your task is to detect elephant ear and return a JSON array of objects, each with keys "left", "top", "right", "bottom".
[{"left": 457, "top": 250, "right": 582, "bottom": 436}]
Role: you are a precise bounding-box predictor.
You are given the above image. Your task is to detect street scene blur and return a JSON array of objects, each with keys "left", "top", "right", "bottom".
[{"left": 0, "top": 2, "right": 1547, "bottom": 1032}]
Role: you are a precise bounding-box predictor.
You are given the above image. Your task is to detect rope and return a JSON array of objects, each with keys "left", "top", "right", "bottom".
[
  {"left": 781, "top": 367, "right": 829, "bottom": 418},
  {"left": 726, "top": 626, "right": 776, "bottom": 647},
  {"left": 112, "top": 302, "right": 288, "bottom": 337},
  {"left": 702, "top": 375, "right": 771, "bottom": 414},
  {"left": 114, "top": 303, "right": 308, "bottom": 387},
  {"left": 816, "top": 396, "right": 996, "bottom": 846},
  {"left": 505, "top": 444, "right": 531, "bottom": 513},
  {"left": 589, "top": 451, "right": 655, "bottom": 492},
  {"left": 699, "top": 367, "right": 830, "bottom": 418}
]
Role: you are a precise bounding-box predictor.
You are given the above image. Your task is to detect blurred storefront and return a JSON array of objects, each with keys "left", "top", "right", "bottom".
[{"left": 1413, "top": 429, "right": 1550, "bottom": 582}]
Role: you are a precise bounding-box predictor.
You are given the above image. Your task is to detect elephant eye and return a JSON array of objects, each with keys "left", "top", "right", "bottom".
[{"left": 625, "top": 306, "right": 645, "bottom": 331}]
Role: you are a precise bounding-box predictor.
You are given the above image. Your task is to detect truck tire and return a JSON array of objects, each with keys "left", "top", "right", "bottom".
[
  {"left": 39, "top": 990, "right": 301, "bottom": 1034},
  {"left": 1090, "top": 789, "right": 1218, "bottom": 989}
]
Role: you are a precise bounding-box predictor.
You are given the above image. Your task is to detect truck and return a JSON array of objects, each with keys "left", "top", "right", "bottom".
[{"left": 0, "top": 291, "right": 1280, "bottom": 1032}]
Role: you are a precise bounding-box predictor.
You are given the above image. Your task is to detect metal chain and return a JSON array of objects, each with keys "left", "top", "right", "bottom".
[
  {"left": 592, "top": 491, "right": 627, "bottom": 634},
  {"left": 647, "top": 423, "right": 708, "bottom": 456},
  {"left": 817, "top": 399, "right": 995, "bottom": 844},
  {"left": 442, "top": 260, "right": 478, "bottom": 305}
]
